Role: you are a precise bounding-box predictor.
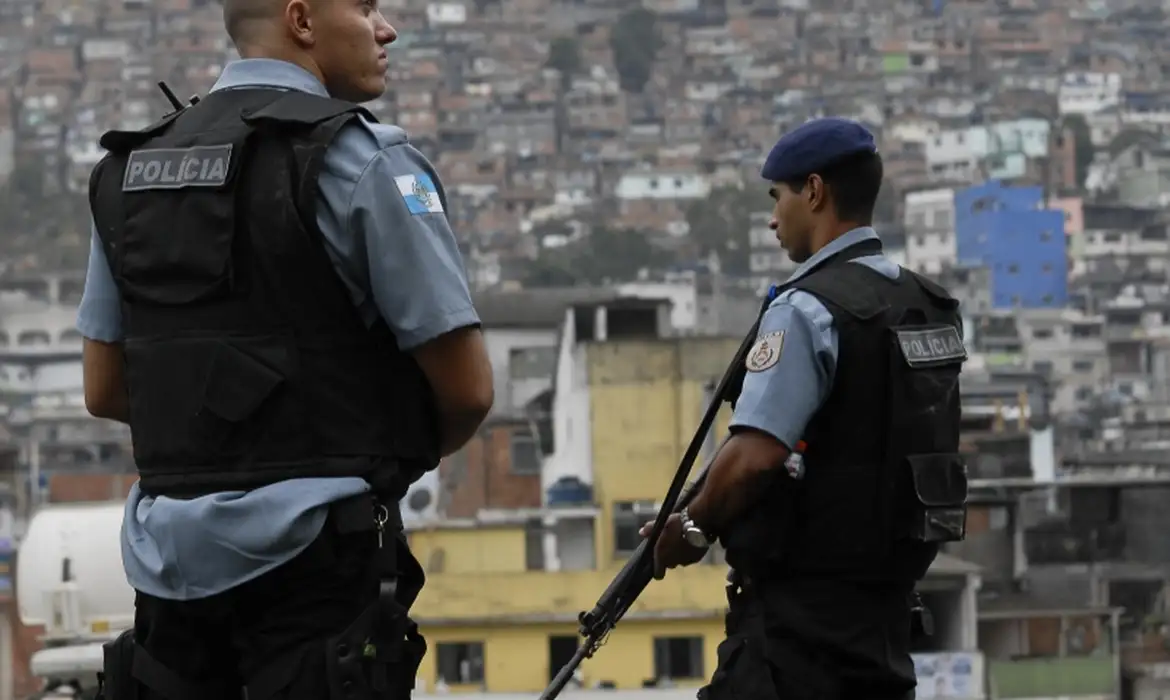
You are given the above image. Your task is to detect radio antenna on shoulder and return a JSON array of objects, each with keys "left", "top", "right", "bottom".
[{"left": 157, "top": 81, "right": 184, "bottom": 111}]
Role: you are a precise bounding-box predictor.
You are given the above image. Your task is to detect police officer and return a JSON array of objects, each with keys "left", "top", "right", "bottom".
[
  {"left": 640, "top": 118, "right": 968, "bottom": 700},
  {"left": 77, "top": 1, "right": 494, "bottom": 698}
]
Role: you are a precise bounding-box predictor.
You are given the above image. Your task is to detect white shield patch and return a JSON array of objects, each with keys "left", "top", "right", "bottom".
[{"left": 745, "top": 331, "right": 785, "bottom": 372}]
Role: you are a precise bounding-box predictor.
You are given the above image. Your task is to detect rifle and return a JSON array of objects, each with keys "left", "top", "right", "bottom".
[{"left": 540, "top": 300, "right": 770, "bottom": 700}]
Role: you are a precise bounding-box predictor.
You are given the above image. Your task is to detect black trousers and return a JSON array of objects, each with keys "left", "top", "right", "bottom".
[
  {"left": 700, "top": 582, "right": 917, "bottom": 700},
  {"left": 105, "top": 496, "right": 426, "bottom": 700}
]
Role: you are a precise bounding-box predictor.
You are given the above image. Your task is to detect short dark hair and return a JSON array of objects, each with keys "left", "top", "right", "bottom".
[{"left": 781, "top": 150, "right": 884, "bottom": 224}]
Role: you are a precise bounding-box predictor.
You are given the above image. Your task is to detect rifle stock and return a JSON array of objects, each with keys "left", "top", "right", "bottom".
[{"left": 539, "top": 305, "right": 768, "bottom": 700}]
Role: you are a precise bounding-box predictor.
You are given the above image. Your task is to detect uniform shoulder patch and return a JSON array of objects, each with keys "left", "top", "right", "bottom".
[
  {"left": 894, "top": 326, "right": 967, "bottom": 367},
  {"left": 122, "top": 145, "right": 233, "bottom": 192},
  {"left": 394, "top": 172, "right": 445, "bottom": 215},
  {"left": 745, "top": 331, "right": 785, "bottom": 372}
]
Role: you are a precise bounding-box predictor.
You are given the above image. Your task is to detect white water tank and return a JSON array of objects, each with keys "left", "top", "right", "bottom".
[{"left": 17, "top": 502, "right": 133, "bottom": 641}]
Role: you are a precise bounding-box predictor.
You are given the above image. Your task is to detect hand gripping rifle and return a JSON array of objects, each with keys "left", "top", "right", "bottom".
[{"left": 540, "top": 299, "right": 770, "bottom": 700}]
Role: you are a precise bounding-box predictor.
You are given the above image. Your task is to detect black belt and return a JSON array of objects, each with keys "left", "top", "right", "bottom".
[{"left": 331, "top": 493, "right": 403, "bottom": 535}]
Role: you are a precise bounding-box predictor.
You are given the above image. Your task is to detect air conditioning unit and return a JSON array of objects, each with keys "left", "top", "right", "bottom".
[{"left": 401, "top": 468, "right": 440, "bottom": 528}]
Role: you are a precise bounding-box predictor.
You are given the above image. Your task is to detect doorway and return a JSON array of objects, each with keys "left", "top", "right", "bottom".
[{"left": 548, "top": 635, "right": 579, "bottom": 682}]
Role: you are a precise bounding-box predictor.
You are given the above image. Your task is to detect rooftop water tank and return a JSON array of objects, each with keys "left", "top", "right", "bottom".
[{"left": 546, "top": 476, "right": 593, "bottom": 507}]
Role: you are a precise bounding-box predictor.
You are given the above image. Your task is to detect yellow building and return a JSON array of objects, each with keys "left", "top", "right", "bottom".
[{"left": 409, "top": 298, "right": 742, "bottom": 693}]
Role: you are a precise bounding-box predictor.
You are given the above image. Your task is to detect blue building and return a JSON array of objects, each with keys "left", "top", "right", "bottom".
[{"left": 954, "top": 180, "right": 1067, "bottom": 309}]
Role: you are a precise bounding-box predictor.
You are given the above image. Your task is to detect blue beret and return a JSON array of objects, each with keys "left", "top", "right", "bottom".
[{"left": 761, "top": 117, "right": 877, "bottom": 182}]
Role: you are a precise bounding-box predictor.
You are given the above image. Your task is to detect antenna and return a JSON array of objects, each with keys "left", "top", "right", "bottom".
[{"left": 157, "top": 81, "right": 184, "bottom": 111}]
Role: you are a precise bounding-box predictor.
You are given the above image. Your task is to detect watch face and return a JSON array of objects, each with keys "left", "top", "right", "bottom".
[{"left": 684, "top": 528, "right": 709, "bottom": 548}]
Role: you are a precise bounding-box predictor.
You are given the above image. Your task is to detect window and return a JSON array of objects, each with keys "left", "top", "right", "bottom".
[
  {"left": 510, "top": 431, "right": 541, "bottom": 475},
  {"left": 1040, "top": 229, "right": 1053, "bottom": 241},
  {"left": 509, "top": 346, "right": 556, "bottom": 380},
  {"left": 525, "top": 518, "right": 545, "bottom": 571},
  {"left": 1007, "top": 264, "right": 1019, "bottom": 274},
  {"left": 1073, "top": 360, "right": 1094, "bottom": 372},
  {"left": 17, "top": 330, "right": 51, "bottom": 346},
  {"left": 436, "top": 642, "right": 485, "bottom": 684},
  {"left": 613, "top": 501, "right": 657, "bottom": 555},
  {"left": 653, "top": 636, "right": 704, "bottom": 679},
  {"left": 1033, "top": 360, "right": 1054, "bottom": 375},
  {"left": 989, "top": 506, "right": 1009, "bottom": 530},
  {"left": 548, "top": 636, "right": 579, "bottom": 682},
  {"left": 1032, "top": 328, "right": 1054, "bottom": 340}
]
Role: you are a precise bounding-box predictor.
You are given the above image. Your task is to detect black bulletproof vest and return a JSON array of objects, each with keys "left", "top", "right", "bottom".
[
  {"left": 724, "top": 239, "right": 969, "bottom": 585},
  {"left": 88, "top": 89, "right": 440, "bottom": 499}
]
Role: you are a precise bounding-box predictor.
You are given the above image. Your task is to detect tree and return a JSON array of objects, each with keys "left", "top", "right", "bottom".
[
  {"left": 524, "top": 249, "right": 581, "bottom": 286},
  {"left": 523, "top": 225, "right": 666, "bottom": 286},
  {"left": 609, "top": 8, "right": 662, "bottom": 93},
  {"left": 684, "top": 186, "right": 761, "bottom": 275},
  {"left": 1060, "top": 115, "right": 1094, "bottom": 189},
  {"left": 547, "top": 36, "right": 581, "bottom": 90}
]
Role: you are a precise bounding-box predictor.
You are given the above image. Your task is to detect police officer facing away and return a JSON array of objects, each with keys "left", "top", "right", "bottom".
[
  {"left": 78, "top": 1, "right": 493, "bottom": 698},
  {"left": 640, "top": 118, "right": 969, "bottom": 700}
]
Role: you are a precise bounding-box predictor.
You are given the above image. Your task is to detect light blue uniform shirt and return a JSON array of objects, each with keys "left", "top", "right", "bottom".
[
  {"left": 76, "top": 59, "right": 479, "bottom": 600},
  {"left": 729, "top": 227, "right": 900, "bottom": 451}
]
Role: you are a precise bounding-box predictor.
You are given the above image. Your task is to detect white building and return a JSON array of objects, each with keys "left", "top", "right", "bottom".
[
  {"left": 1058, "top": 72, "right": 1122, "bottom": 116},
  {"left": 924, "top": 119, "right": 1051, "bottom": 182},
  {"left": 903, "top": 188, "right": 957, "bottom": 276},
  {"left": 614, "top": 172, "right": 711, "bottom": 201}
]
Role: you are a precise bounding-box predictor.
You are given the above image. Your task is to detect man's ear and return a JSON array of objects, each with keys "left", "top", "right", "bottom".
[
  {"left": 807, "top": 174, "right": 827, "bottom": 213},
  {"left": 286, "top": 0, "right": 316, "bottom": 48}
]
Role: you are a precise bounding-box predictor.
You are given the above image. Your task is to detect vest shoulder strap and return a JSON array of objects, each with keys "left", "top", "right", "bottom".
[
  {"left": 790, "top": 261, "right": 892, "bottom": 321},
  {"left": 241, "top": 91, "right": 375, "bottom": 128},
  {"left": 906, "top": 269, "right": 961, "bottom": 311},
  {"left": 99, "top": 110, "right": 185, "bottom": 153}
]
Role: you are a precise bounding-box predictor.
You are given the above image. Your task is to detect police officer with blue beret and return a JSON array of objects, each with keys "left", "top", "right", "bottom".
[
  {"left": 78, "top": 1, "right": 494, "bottom": 698},
  {"left": 641, "top": 118, "right": 970, "bottom": 699}
]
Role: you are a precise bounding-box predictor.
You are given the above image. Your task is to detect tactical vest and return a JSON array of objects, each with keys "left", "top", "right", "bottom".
[
  {"left": 723, "top": 239, "right": 969, "bottom": 585},
  {"left": 88, "top": 89, "right": 441, "bottom": 499}
]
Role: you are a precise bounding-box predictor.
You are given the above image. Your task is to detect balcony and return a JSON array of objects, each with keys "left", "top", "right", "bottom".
[
  {"left": 414, "top": 563, "right": 732, "bottom": 624},
  {"left": 1024, "top": 523, "right": 1127, "bottom": 564},
  {"left": 1105, "top": 325, "right": 1146, "bottom": 342},
  {"left": 987, "top": 656, "right": 1116, "bottom": 698}
]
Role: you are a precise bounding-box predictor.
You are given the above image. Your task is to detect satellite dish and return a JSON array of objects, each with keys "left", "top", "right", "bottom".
[{"left": 408, "top": 488, "right": 433, "bottom": 513}]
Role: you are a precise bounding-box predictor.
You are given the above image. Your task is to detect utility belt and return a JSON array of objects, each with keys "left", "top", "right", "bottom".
[
  {"left": 96, "top": 493, "right": 426, "bottom": 700},
  {"left": 726, "top": 569, "right": 934, "bottom": 641}
]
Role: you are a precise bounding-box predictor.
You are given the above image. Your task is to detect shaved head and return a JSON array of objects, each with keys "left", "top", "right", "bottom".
[
  {"left": 222, "top": 0, "right": 284, "bottom": 47},
  {"left": 217, "top": 0, "right": 398, "bottom": 103}
]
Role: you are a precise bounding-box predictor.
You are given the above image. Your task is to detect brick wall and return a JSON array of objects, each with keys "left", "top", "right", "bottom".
[
  {"left": 441, "top": 422, "right": 542, "bottom": 518},
  {"left": 5, "top": 600, "right": 46, "bottom": 698},
  {"left": 48, "top": 473, "right": 136, "bottom": 503}
]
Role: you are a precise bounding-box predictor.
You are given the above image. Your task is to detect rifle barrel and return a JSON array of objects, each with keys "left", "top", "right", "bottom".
[{"left": 539, "top": 643, "right": 593, "bottom": 700}]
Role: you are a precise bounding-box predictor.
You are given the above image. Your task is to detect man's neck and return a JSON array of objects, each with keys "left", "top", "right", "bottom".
[
  {"left": 236, "top": 45, "right": 327, "bottom": 88},
  {"left": 810, "top": 221, "right": 867, "bottom": 254}
]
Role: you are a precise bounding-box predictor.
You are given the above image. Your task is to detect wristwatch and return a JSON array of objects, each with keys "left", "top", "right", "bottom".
[{"left": 679, "top": 508, "right": 715, "bottom": 549}]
